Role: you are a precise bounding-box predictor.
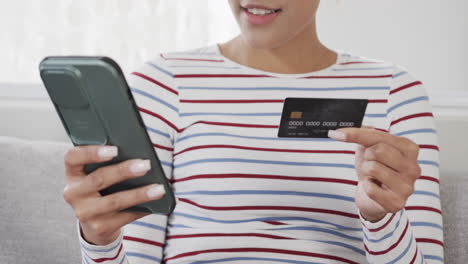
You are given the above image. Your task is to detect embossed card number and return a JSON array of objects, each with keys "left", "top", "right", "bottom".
[{"left": 278, "top": 98, "right": 368, "bottom": 138}]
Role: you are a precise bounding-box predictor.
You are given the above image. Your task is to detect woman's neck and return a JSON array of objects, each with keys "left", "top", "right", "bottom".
[{"left": 219, "top": 24, "right": 337, "bottom": 74}]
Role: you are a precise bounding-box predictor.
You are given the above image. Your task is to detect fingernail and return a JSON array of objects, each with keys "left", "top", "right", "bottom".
[
  {"left": 328, "top": 130, "right": 346, "bottom": 140},
  {"left": 130, "top": 160, "right": 151, "bottom": 175},
  {"left": 147, "top": 185, "right": 166, "bottom": 198},
  {"left": 98, "top": 146, "right": 118, "bottom": 159}
]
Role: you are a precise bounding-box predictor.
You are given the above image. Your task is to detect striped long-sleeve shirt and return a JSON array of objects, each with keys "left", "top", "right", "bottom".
[{"left": 78, "top": 44, "right": 443, "bottom": 264}]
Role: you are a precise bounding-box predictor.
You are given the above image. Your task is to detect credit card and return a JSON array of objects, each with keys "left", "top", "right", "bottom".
[{"left": 278, "top": 98, "right": 368, "bottom": 138}]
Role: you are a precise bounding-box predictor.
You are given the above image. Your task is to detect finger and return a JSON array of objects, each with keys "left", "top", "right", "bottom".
[
  {"left": 364, "top": 142, "right": 407, "bottom": 172},
  {"left": 64, "top": 145, "right": 118, "bottom": 178},
  {"left": 329, "top": 127, "right": 419, "bottom": 159},
  {"left": 362, "top": 178, "right": 407, "bottom": 214},
  {"left": 72, "top": 159, "right": 151, "bottom": 197},
  {"left": 360, "top": 161, "right": 414, "bottom": 197},
  {"left": 354, "top": 144, "right": 366, "bottom": 180},
  {"left": 75, "top": 184, "right": 166, "bottom": 221}
]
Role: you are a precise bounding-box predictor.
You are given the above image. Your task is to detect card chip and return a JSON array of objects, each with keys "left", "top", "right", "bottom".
[{"left": 290, "top": 111, "right": 302, "bottom": 119}]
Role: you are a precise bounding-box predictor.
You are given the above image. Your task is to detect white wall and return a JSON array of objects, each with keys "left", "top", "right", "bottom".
[
  {"left": 1, "top": 0, "right": 467, "bottom": 94},
  {"left": 0, "top": 1, "right": 466, "bottom": 173}
]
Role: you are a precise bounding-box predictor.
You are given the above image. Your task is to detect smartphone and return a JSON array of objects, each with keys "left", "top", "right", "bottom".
[{"left": 39, "top": 56, "right": 176, "bottom": 215}]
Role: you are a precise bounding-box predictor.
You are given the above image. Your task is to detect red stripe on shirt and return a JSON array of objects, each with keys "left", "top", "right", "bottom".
[
  {"left": 123, "top": 236, "right": 163, "bottom": 248},
  {"left": 409, "top": 246, "right": 418, "bottom": 264},
  {"left": 263, "top": 221, "right": 287, "bottom": 225},
  {"left": 89, "top": 244, "right": 123, "bottom": 263},
  {"left": 164, "top": 247, "right": 359, "bottom": 264},
  {"left": 390, "top": 112, "right": 434, "bottom": 126},
  {"left": 174, "top": 74, "right": 392, "bottom": 79},
  {"left": 178, "top": 198, "right": 359, "bottom": 219},
  {"left": 191, "top": 120, "right": 278, "bottom": 129},
  {"left": 139, "top": 107, "right": 181, "bottom": 132},
  {"left": 153, "top": 144, "right": 174, "bottom": 152},
  {"left": 419, "top": 144, "right": 440, "bottom": 151},
  {"left": 141, "top": 108, "right": 276, "bottom": 131},
  {"left": 390, "top": 81, "right": 423, "bottom": 95},
  {"left": 160, "top": 53, "right": 224, "bottom": 63},
  {"left": 418, "top": 176, "right": 440, "bottom": 184},
  {"left": 365, "top": 220, "right": 409, "bottom": 255},
  {"left": 172, "top": 173, "right": 358, "bottom": 186},
  {"left": 415, "top": 238, "right": 444, "bottom": 247},
  {"left": 174, "top": 144, "right": 355, "bottom": 157},
  {"left": 364, "top": 213, "right": 396, "bottom": 233},
  {"left": 304, "top": 74, "right": 393, "bottom": 79},
  {"left": 340, "top": 61, "right": 381, "bottom": 65},
  {"left": 175, "top": 74, "right": 273, "bottom": 78},
  {"left": 405, "top": 206, "right": 442, "bottom": 215},
  {"left": 180, "top": 99, "right": 284, "bottom": 104},
  {"left": 167, "top": 233, "right": 293, "bottom": 240},
  {"left": 180, "top": 99, "right": 387, "bottom": 104},
  {"left": 132, "top": 72, "right": 178, "bottom": 95}
]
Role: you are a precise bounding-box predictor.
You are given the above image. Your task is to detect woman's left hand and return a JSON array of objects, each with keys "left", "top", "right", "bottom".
[{"left": 328, "top": 127, "right": 421, "bottom": 222}]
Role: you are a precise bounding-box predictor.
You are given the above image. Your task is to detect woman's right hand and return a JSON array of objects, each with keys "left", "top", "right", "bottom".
[{"left": 62, "top": 145, "right": 166, "bottom": 245}]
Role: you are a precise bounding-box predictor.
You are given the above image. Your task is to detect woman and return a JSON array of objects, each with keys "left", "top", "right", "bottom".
[{"left": 64, "top": 1, "right": 443, "bottom": 263}]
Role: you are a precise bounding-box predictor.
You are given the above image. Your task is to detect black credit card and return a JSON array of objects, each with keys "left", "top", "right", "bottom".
[{"left": 278, "top": 98, "right": 368, "bottom": 138}]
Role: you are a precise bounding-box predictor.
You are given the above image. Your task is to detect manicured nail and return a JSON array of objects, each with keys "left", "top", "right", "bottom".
[
  {"left": 98, "top": 146, "right": 118, "bottom": 159},
  {"left": 328, "top": 130, "right": 346, "bottom": 140},
  {"left": 130, "top": 160, "right": 151, "bottom": 175},
  {"left": 147, "top": 185, "right": 166, "bottom": 198}
]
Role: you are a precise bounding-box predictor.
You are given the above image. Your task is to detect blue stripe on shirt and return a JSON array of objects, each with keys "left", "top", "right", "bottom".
[
  {"left": 271, "top": 226, "right": 362, "bottom": 242},
  {"left": 176, "top": 132, "right": 335, "bottom": 143},
  {"left": 387, "top": 96, "right": 429, "bottom": 114},
  {"left": 418, "top": 160, "right": 439, "bottom": 167},
  {"left": 172, "top": 212, "right": 363, "bottom": 231},
  {"left": 130, "top": 87, "right": 178, "bottom": 112},
  {"left": 387, "top": 234, "right": 414, "bottom": 264},
  {"left": 80, "top": 240, "right": 121, "bottom": 253},
  {"left": 423, "top": 255, "right": 444, "bottom": 262},
  {"left": 395, "top": 128, "right": 437, "bottom": 136},
  {"left": 191, "top": 257, "right": 323, "bottom": 264},
  {"left": 316, "top": 240, "right": 366, "bottom": 256},
  {"left": 413, "top": 190, "right": 440, "bottom": 199},
  {"left": 174, "top": 158, "right": 355, "bottom": 169},
  {"left": 145, "top": 126, "right": 171, "bottom": 139},
  {"left": 393, "top": 71, "right": 408, "bottom": 78},
  {"left": 129, "top": 221, "right": 166, "bottom": 232},
  {"left": 179, "top": 86, "right": 390, "bottom": 92},
  {"left": 363, "top": 210, "right": 404, "bottom": 244},
  {"left": 180, "top": 112, "right": 386, "bottom": 118},
  {"left": 333, "top": 66, "right": 394, "bottom": 71},
  {"left": 410, "top": 221, "right": 443, "bottom": 230},
  {"left": 147, "top": 62, "right": 174, "bottom": 77},
  {"left": 126, "top": 252, "right": 161, "bottom": 262},
  {"left": 175, "top": 190, "right": 355, "bottom": 202}
]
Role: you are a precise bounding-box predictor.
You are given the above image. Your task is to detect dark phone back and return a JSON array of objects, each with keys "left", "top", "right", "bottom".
[{"left": 39, "top": 56, "right": 175, "bottom": 215}]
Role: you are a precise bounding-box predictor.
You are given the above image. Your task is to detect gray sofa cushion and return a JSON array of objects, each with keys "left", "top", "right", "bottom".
[
  {"left": 0, "top": 136, "right": 466, "bottom": 263},
  {"left": 0, "top": 136, "right": 80, "bottom": 264},
  {"left": 440, "top": 171, "right": 468, "bottom": 263}
]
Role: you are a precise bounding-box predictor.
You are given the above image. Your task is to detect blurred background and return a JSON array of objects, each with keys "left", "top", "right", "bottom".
[{"left": 0, "top": 0, "right": 467, "bottom": 173}]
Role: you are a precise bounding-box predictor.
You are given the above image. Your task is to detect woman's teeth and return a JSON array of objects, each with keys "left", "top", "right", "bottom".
[{"left": 246, "top": 8, "right": 278, "bottom": 16}]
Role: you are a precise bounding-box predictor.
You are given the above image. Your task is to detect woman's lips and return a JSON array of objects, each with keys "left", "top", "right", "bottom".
[{"left": 241, "top": 6, "right": 282, "bottom": 25}]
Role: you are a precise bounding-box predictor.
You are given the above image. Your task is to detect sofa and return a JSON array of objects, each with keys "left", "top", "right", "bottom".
[{"left": 0, "top": 135, "right": 466, "bottom": 263}]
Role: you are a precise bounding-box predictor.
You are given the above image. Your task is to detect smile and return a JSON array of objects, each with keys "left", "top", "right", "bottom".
[{"left": 242, "top": 7, "right": 282, "bottom": 16}]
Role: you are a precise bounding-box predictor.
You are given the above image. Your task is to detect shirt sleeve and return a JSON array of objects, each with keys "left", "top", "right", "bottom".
[
  {"left": 77, "top": 56, "right": 180, "bottom": 264},
  {"left": 360, "top": 66, "right": 444, "bottom": 263}
]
